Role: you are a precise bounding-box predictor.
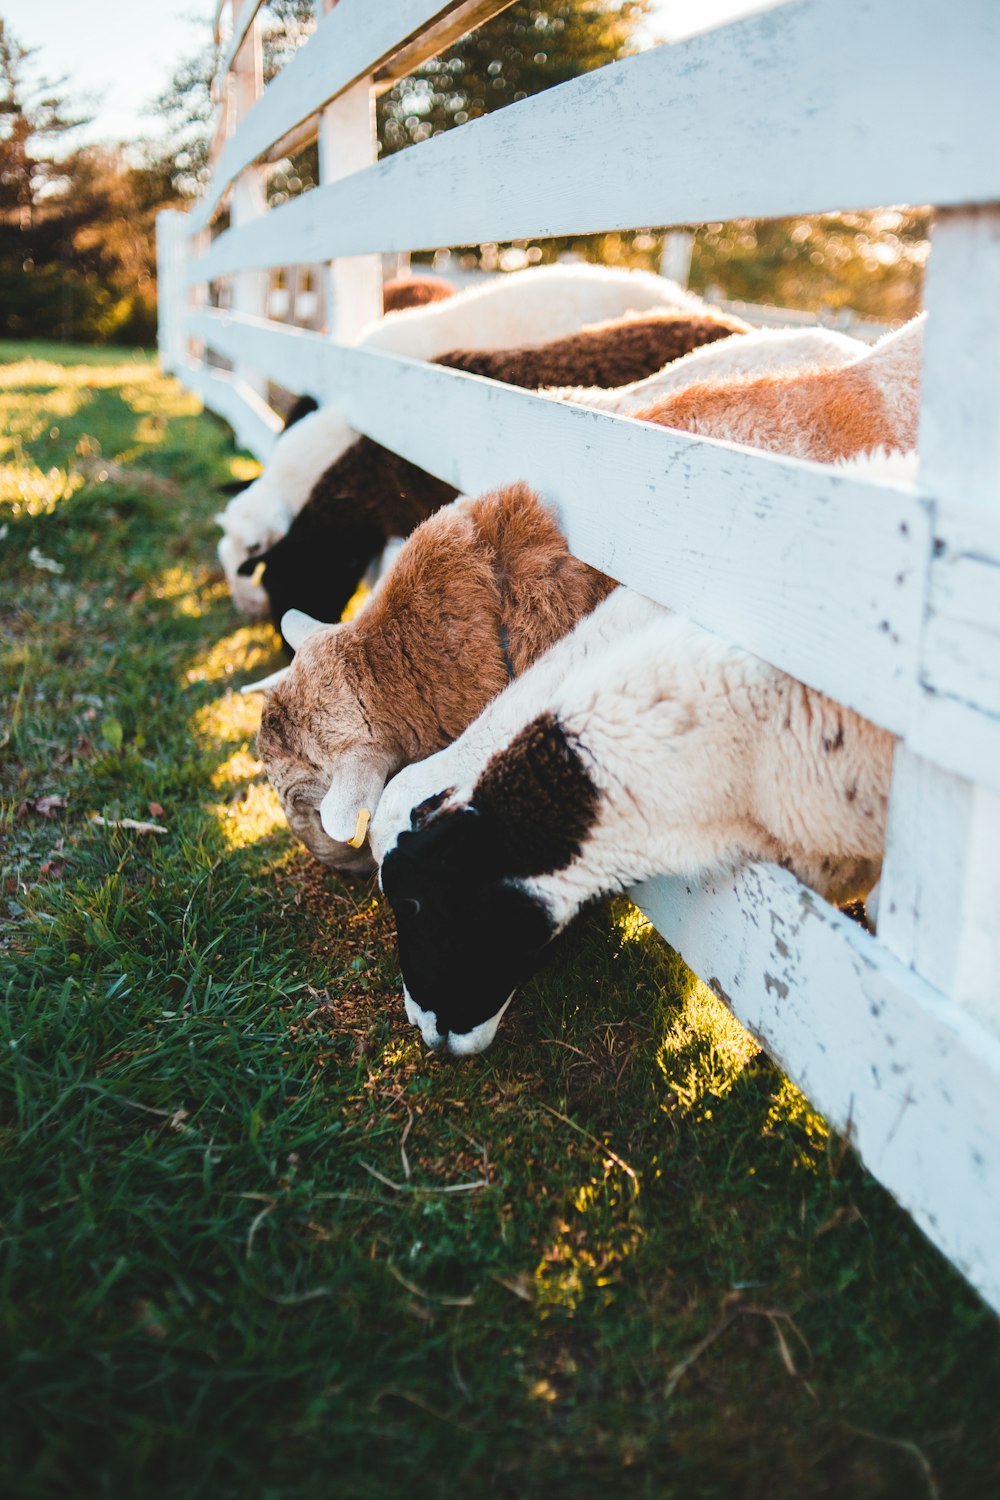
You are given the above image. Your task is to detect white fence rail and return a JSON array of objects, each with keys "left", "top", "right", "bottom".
[{"left": 158, "top": 0, "right": 1000, "bottom": 1314}]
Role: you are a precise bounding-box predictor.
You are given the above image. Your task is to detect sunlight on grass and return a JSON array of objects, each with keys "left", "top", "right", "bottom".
[
  {"left": 0, "top": 386, "right": 89, "bottom": 448},
  {"left": 185, "top": 622, "right": 279, "bottom": 685},
  {"left": 211, "top": 780, "right": 286, "bottom": 850},
  {"left": 149, "top": 563, "right": 229, "bottom": 622},
  {"left": 656, "top": 979, "right": 760, "bottom": 1116},
  {"left": 0, "top": 454, "right": 83, "bottom": 515},
  {"left": 193, "top": 689, "right": 264, "bottom": 750},
  {"left": 0, "top": 359, "right": 160, "bottom": 391},
  {"left": 766, "top": 1076, "right": 830, "bottom": 1164},
  {"left": 211, "top": 747, "right": 264, "bottom": 791},
  {"left": 535, "top": 1158, "right": 643, "bottom": 1314},
  {"left": 119, "top": 377, "right": 201, "bottom": 421},
  {"left": 229, "top": 456, "right": 262, "bottom": 483},
  {"left": 617, "top": 903, "right": 655, "bottom": 944}
]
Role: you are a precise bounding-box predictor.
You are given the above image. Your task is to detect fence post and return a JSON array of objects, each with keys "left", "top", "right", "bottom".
[
  {"left": 230, "top": 1, "right": 269, "bottom": 396},
  {"left": 877, "top": 207, "right": 1000, "bottom": 1041},
  {"left": 155, "top": 209, "right": 186, "bottom": 375},
  {"left": 315, "top": 0, "right": 383, "bottom": 347}
]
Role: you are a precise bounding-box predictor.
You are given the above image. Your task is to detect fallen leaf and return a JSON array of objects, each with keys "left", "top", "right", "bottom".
[
  {"left": 33, "top": 795, "right": 67, "bottom": 818},
  {"left": 29, "top": 547, "right": 63, "bottom": 575},
  {"left": 90, "top": 814, "right": 168, "bottom": 835}
]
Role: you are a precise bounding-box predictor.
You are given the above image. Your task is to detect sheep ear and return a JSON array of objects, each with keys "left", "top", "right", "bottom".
[
  {"left": 240, "top": 667, "right": 291, "bottom": 695},
  {"left": 281, "top": 609, "right": 327, "bottom": 650},
  {"left": 319, "top": 754, "right": 387, "bottom": 846},
  {"left": 283, "top": 394, "right": 319, "bottom": 431}
]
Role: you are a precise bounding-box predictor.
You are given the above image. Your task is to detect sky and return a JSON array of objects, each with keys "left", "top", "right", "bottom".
[{"left": 3, "top": 0, "right": 774, "bottom": 150}]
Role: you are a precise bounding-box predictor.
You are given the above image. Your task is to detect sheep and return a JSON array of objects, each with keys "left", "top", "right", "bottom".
[
  {"left": 217, "top": 264, "right": 702, "bottom": 613},
  {"left": 248, "top": 482, "right": 616, "bottom": 876},
  {"left": 435, "top": 307, "right": 748, "bottom": 390},
  {"left": 381, "top": 274, "right": 455, "bottom": 313},
  {"left": 242, "top": 309, "right": 749, "bottom": 637},
  {"left": 633, "top": 313, "right": 924, "bottom": 460},
  {"left": 548, "top": 323, "right": 869, "bottom": 418},
  {"left": 373, "top": 582, "right": 896, "bottom": 1056},
  {"left": 354, "top": 263, "right": 705, "bottom": 361},
  {"left": 242, "top": 437, "right": 458, "bottom": 643}
]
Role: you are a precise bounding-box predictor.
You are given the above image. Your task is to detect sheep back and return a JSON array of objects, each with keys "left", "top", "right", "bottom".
[{"left": 435, "top": 309, "right": 748, "bottom": 391}]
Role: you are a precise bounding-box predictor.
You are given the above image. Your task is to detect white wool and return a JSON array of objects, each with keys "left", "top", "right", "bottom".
[
  {"left": 834, "top": 446, "right": 919, "bottom": 484},
  {"left": 378, "top": 589, "right": 892, "bottom": 921},
  {"left": 370, "top": 587, "right": 664, "bottom": 864},
  {"left": 355, "top": 264, "right": 704, "bottom": 361},
  {"left": 549, "top": 323, "right": 868, "bottom": 416}
]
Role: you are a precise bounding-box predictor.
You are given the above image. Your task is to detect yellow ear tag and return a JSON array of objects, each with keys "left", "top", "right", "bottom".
[{"left": 346, "top": 807, "right": 371, "bottom": 849}]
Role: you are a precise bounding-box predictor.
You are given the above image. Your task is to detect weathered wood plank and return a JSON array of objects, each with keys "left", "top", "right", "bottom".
[
  {"left": 229, "top": 13, "right": 269, "bottom": 399},
  {"left": 188, "top": 306, "right": 928, "bottom": 738},
  {"left": 879, "top": 209, "right": 1000, "bottom": 1044},
  {"left": 633, "top": 861, "right": 1000, "bottom": 1314},
  {"left": 188, "top": 0, "right": 1000, "bottom": 278},
  {"left": 316, "top": 72, "right": 383, "bottom": 342},
  {"left": 191, "top": 0, "right": 514, "bottom": 233},
  {"left": 185, "top": 363, "right": 281, "bottom": 458}
]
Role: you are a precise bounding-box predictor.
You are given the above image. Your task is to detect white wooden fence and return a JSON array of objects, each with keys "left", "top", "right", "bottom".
[{"left": 157, "top": 0, "right": 1000, "bottom": 1314}]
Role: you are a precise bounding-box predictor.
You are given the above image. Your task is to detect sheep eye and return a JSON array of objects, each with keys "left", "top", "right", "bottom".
[
  {"left": 411, "top": 788, "right": 452, "bottom": 829},
  {"left": 401, "top": 897, "right": 421, "bottom": 917}
]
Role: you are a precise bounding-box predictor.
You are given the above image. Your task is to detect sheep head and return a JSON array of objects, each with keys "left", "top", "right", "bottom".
[
  {"left": 216, "top": 402, "right": 356, "bottom": 617},
  {"left": 254, "top": 613, "right": 395, "bottom": 877},
  {"left": 379, "top": 712, "right": 600, "bottom": 1053}
]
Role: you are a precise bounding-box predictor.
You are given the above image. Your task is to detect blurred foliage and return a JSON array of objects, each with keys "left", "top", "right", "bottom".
[
  {"left": 688, "top": 209, "right": 929, "bottom": 322},
  {"left": 6, "top": 2, "right": 930, "bottom": 345},
  {"left": 1, "top": 21, "right": 173, "bottom": 343},
  {"left": 377, "top": 0, "right": 650, "bottom": 155}
]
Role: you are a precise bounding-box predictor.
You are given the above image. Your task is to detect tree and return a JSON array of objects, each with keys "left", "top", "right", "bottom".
[
  {"left": 0, "top": 19, "right": 83, "bottom": 223},
  {"left": 377, "top": 1, "right": 650, "bottom": 155}
]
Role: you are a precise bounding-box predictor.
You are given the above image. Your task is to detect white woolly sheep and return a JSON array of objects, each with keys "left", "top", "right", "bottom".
[
  {"left": 373, "top": 450, "right": 914, "bottom": 1054},
  {"left": 217, "top": 264, "right": 702, "bottom": 614}
]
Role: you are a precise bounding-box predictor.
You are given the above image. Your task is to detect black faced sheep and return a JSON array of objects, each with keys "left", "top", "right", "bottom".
[
  {"left": 372, "top": 577, "right": 896, "bottom": 1055},
  {"left": 242, "top": 307, "right": 748, "bottom": 637},
  {"left": 216, "top": 263, "right": 703, "bottom": 613}
]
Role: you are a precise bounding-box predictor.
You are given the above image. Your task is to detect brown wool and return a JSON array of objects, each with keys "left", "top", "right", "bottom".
[
  {"left": 637, "top": 353, "right": 918, "bottom": 462},
  {"left": 382, "top": 276, "right": 456, "bottom": 313},
  {"left": 435, "top": 309, "right": 748, "bottom": 392}
]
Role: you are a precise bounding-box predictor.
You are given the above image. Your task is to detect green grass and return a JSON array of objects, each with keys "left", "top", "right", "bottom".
[{"left": 2, "top": 340, "right": 999, "bottom": 1500}]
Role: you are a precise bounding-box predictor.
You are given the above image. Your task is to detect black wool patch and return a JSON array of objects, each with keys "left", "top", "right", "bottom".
[
  {"left": 472, "top": 712, "right": 600, "bottom": 878},
  {"left": 255, "top": 436, "right": 458, "bottom": 636},
  {"left": 282, "top": 394, "right": 319, "bottom": 431},
  {"left": 383, "top": 809, "right": 557, "bottom": 1040}
]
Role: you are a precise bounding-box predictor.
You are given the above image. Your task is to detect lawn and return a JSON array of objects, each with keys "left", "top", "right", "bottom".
[{"left": 2, "top": 342, "right": 999, "bottom": 1500}]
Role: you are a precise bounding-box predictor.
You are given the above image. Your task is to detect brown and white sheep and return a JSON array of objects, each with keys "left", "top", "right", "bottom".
[
  {"left": 634, "top": 314, "right": 924, "bottom": 460},
  {"left": 250, "top": 483, "right": 615, "bottom": 874}
]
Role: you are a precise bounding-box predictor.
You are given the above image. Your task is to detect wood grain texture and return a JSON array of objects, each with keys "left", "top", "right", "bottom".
[
  {"left": 878, "top": 209, "right": 1000, "bottom": 1050},
  {"left": 191, "top": 0, "right": 513, "bottom": 233},
  {"left": 634, "top": 861, "right": 1000, "bottom": 1313},
  {"left": 188, "top": 0, "right": 1000, "bottom": 278}
]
